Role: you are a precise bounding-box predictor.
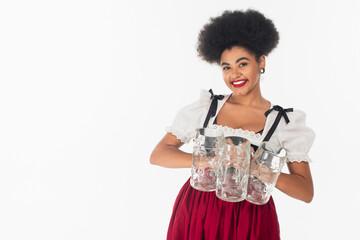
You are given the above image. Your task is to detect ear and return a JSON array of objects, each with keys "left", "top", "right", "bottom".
[{"left": 259, "top": 55, "right": 266, "bottom": 69}]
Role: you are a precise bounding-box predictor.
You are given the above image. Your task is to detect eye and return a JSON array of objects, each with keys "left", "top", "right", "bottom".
[
  {"left": 239, "top": 62, "right": 248, "bottom": 67},
  {"left": 222, "top": 66, "right": 230, "bottom": 71}
]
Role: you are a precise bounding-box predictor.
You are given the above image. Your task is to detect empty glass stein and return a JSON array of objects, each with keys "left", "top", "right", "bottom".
[
  {"left": 190, "top": 128, "right": 224, "bottom": 191},
  {"left": 246, "top": 141, "right": 287, "bottom": 205},
  {"left": 216, "top": 136, "right": 251, "bottom": 202}
]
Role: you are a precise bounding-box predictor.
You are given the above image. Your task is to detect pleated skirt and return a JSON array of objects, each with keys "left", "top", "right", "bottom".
[{"left": 167, "top": 178, "right": 280, "bottom": 240}]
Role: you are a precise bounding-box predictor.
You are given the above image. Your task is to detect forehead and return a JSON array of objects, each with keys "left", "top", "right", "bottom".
[{"left": 220, "top": 46, "right": 255, "bottom": 63}]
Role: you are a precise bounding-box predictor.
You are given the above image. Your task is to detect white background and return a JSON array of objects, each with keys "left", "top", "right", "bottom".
[{"left": 0, "top": 0, "right": 359, "bottom": 239}]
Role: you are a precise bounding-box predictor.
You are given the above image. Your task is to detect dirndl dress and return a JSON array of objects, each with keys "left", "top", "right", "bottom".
[
  {"left": 165, "top": 89, "right": 315, "bottom": 240},
  {"left": 167, "top": 178, "right": 280, "bottom": 240}
]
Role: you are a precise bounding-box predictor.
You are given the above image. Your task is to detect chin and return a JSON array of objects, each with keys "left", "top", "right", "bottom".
[{"left": 230, "top": 88, "right": 249, "bottom": 96}]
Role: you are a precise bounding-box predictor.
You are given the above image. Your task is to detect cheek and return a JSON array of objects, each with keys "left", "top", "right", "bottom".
[
  {"left": 247, "top": 69, "right": 259, "bottom": 81},
  {"left": 224, "top": 75, "right": 233, "bottom": 86},
  {"left": 222, "top": 71, "right": 229, "bottom": 81}
]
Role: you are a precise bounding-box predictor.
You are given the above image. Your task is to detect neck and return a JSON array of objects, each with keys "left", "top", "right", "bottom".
[{"left": 228, "top": 84, "right": 268, "bottom": 108}]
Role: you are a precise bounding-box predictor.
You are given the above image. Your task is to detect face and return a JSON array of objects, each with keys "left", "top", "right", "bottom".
[{"left": 220, "top": 46, "right": 265, "bottom": 97}]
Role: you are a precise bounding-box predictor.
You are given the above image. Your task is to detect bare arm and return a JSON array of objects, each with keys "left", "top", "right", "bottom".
[
  {"left": 275, "top": 161, "right": 314, "bottom": 203},
  {"left": 150, "top": 133, "right": 192, "bottom": 168}
]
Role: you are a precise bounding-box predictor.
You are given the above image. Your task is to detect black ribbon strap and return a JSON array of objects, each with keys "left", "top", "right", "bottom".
[
  {"left": 263, "top": 105, "right": 293, "bottom": 142},
  {"left": 203, "top": 89, "right": 224, "bottom": 128}
]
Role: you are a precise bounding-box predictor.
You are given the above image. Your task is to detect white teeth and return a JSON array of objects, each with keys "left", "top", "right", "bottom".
[{"left": 232, "top": 80, "right": 245, "bottom": 85}]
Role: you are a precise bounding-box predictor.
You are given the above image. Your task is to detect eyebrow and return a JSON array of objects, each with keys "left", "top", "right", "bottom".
[{"left": 221, "top": 57, "right": 250, "bottom": 66}]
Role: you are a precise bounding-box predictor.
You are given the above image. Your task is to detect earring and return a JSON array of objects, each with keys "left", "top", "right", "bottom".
[{"left": 260, "top": 68, "right": 265, "bottom": 74}]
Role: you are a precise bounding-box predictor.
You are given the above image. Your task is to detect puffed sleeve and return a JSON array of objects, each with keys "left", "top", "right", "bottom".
[
  {"left": 165, "top": 89, "right": 212, "bottom": 143},
  {"left": 277, "top": 109, "right": 316, "bottom": 163}
]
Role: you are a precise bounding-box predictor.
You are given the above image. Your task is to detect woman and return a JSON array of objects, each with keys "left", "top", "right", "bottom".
[{"left": 150, "top": 9, "right": 315, "bottom": 240}]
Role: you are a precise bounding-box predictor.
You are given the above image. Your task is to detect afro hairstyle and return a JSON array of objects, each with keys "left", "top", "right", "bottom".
[{"left": 197, "top": 9, "right": 279, "bottom": 64}]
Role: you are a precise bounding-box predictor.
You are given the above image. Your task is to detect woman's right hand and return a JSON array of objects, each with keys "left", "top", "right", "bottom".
[{"left": 150, "top": 133, "right": 193, "bottom": 168}]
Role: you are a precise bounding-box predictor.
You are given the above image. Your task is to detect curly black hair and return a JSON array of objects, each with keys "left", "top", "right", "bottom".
[{"left": 197, "top": 9, "right": 279, "bottom": 64}]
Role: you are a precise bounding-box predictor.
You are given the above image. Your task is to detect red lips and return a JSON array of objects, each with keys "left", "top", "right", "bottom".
[{"left": 231, "top": 79, "right": 247, "bottom": 88}]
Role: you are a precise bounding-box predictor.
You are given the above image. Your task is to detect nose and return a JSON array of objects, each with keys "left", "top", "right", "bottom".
[{"left": 231, "top": 68, "right": 242, "bottom": 79}]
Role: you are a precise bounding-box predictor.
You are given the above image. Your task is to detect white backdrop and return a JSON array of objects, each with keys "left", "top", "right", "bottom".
[{"left": 0, "top": 0, "right": 359, "bottom": 239}]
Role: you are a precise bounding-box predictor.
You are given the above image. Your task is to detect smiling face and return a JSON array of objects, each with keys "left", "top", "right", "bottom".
[{"left": 220, "top": 46, "right": 265, "bottom": 97}]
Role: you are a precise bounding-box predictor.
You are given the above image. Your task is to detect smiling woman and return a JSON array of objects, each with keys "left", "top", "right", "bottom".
[
  {"left": 221, "top": 47, "right": 265, "bottom": 100},
  {"left": 150, "top": 9, "right": 315, "bottom": 240}
]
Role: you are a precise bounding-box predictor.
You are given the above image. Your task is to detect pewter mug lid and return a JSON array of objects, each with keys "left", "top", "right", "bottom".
[
  {"left": 259, "top": 141, "right": 286, "bottom": 158},
  {"left": 224, "top": 136, "right": 249, "bottom": 146},
  {"left": 257, "top": 142, "right": 287, "bottom": 169}
]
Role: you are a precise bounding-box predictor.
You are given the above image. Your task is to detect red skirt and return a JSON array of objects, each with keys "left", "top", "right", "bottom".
[{"left": 167, "top": 178, "right": 280, "bottom": 240}]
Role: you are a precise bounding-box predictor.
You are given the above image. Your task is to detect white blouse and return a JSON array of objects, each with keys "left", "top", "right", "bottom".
[{"left": 166, "top": 89, "right": 315, "bottom": 163}]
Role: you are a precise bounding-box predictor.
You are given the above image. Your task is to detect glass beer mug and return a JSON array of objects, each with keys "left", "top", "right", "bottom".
[
  {"left": 246, "top": 141, "right": 287, "bottom": 205},
  {"left": 216, "top": 136, "right": 251, "bottom": 202},
  {"left": 190, "top": 128, "right": 224, "bottom": 191}
]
